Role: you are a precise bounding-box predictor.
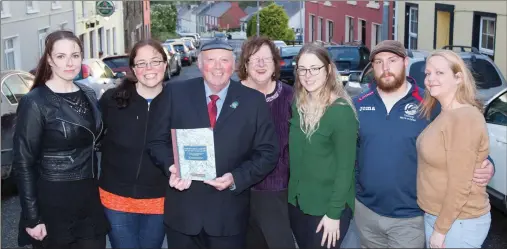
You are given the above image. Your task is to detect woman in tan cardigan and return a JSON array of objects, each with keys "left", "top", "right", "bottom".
[{"left": 417, "top": 50, "right": 490, "bottom": 248}]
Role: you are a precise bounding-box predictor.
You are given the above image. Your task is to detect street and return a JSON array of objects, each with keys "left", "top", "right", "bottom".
[{"left": 3, "top": 55, "right": 507, "bottom": 248}]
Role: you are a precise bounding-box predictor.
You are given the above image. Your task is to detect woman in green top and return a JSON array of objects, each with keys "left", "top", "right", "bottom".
[{"left": 288, "top": 43, "right": 358, "bottom": 249}]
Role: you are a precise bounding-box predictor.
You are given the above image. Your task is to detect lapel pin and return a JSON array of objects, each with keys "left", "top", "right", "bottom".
[{"left": 230, "top": 101, "right": 239, "bottom": 109}]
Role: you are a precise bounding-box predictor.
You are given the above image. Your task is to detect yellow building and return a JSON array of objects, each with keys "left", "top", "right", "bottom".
[{"left": 395, "top": 1, "right": 506, "bottom": 77}]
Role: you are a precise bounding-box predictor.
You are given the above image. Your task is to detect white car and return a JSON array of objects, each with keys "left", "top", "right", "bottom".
[
  {"left": 81, "top": 58, "right": 123, "bottom": 98},
  {"left": 484, "top": 88, "right": 507, "bottom": 214}
]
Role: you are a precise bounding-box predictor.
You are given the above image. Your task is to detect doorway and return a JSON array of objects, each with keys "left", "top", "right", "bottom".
[{"left": 433, "top": 3, "right": 454, "bottom": 49}]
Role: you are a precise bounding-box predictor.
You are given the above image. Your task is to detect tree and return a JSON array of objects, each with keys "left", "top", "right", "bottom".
[
  {"left": 150, "top": 3, "right": 178, "bottom": 42},
  {"left": 246, "top": 3, "right": 295, "bottom": 41}
]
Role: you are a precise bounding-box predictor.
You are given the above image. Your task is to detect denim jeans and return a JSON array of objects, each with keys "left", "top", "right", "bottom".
[
  {"left": 424, "top": 212, "right": 491, "bottom": 248},
  {"left": 104, "top": 208, "right": 165, "bottom": 249}
]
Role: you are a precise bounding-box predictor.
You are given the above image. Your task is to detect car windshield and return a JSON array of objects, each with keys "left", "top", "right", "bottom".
[
  {"left": 327, "top": 47, "right": 360, "bottom": 62},
  {"left": 173, "top": 44, "right": 185, "bottom": 52},
  {"left": 409, "top": 58, "right": 502, "bottom": 90},
  {"left": 103, "top": 57, "right": 129, "bottom": 68},
  {"left": 215, "top": 33, "right": 225, "bottom": 38},
  {"left": 280, "top": 46, "right": 302, "bottom": 57}
]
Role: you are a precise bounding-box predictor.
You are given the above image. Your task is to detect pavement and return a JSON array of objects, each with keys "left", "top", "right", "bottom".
[{"left": 3, "top": 38, "right": 507, "bottom": 248}]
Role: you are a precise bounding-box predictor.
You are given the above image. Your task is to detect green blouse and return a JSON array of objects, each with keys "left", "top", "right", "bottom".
[{"left": 288, "top": 98, "right": 358, "bottom": 219}]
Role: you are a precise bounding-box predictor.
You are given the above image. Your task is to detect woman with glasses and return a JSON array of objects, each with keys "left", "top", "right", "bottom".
[
  {"left": 98, "top": 39, "right": 169, "bottom": 248},
  {"left": 13, "top": 30, "right": 110, "bottom": 249},
  {"left": 288, "top": 43, "right": 358, "bottom": 249},
  {"left": 237, "top": 36, "right": 295, "bottom": 249}
]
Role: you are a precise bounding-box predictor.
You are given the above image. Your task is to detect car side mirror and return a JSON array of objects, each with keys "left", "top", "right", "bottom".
[
  {"left": 115, "top": 72, "right": 126, "bottom": 78},
  {"left": 348, "top": 73, "right": 360, "bottom": 82}
]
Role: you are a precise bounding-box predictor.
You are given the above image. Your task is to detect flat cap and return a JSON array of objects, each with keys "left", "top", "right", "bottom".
[
  {"left": 370, "top": 40, "right": 407, "bottom": 61},
  {"left": 200, "top": 38, "right": 233, "bottom": 52}
]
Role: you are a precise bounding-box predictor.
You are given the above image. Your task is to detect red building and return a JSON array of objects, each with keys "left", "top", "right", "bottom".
[
  {"left": 305, "top": 1, "right": 394, "bottom": 50},
  {"left": 143, "top": 0, "right": 151, "bottom": 38},
  {"left": 204, "top": 2, "right": 246, "bottom": 30}
]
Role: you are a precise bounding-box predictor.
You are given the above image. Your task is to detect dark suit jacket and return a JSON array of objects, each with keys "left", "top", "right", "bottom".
[{"left": 147, "top": 77, "right": 279, "bottom": 236}]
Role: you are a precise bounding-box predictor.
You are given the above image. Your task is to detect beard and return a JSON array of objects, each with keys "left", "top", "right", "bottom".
[{"left": 375, "top": 69, "right": 406, "bottom": 93}]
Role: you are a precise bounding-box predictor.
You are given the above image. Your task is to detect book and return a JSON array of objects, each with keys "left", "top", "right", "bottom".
[{"left": 171, "top": 128, "right": 216, "bottom": 181}]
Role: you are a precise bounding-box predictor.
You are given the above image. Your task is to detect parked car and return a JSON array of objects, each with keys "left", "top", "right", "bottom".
[
  {"left": 162, "top": 43, "right": 182, "bottom": 76},
  {"left": 357, "top": 46, "right": 506, "bottom": 103},
  {"left": 1, "top": 70, "right": 32, "bottom": 182},
  {"left": 170, "top": 42, "right": 193, "bottom": 66},
  {"left": 102, "top": 54, "right": 130, "bottom": 75},
  {"left": 214, "top": 32, "right": 227, "bottom": 41},
  {"left": 279, "top": 45, "right": 303, "bottom": 85},
  {"left": 484, "top": 88, "right": 507, "bottom": 214},
  {"left": 273, "top": 40, "right": 288, "bottom": 50},
  {"left": 178, "top": 32, "right": 201, "bottom": 48},
  {"left": 82, "top": 59, "right": 124, "bottom": 98},
  {"left": 326, "top": 43, "right": 370, "bottom": 84},
  {"left": 181, "top": 39, "right": 198, "bottom": 62}
]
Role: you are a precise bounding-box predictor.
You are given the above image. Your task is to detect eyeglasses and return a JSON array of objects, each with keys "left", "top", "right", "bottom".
[
  {"left": 372, "top": 56, "right": 402, "bottom": 69},
  {"left": 134, "top": 60, "right": 165, "bottom": 68},
  {"left": 296, "top": 65, "right": 325, "bottom": 76},
  {"left": 248, "top": 57, "right": 273, "bottom": 65}
]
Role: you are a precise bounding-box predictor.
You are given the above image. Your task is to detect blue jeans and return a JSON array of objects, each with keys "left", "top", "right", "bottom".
[
  {"left": 104, "top": 208, "right": 165, "bottom": 249},
  {"left": 424, "top": 212, "right": 491, "bottom": 248}
]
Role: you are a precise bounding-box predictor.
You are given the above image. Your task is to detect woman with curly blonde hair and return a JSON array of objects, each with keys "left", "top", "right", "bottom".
[{"left": 288, "top": 43, "right": 358, "bottom": 249}]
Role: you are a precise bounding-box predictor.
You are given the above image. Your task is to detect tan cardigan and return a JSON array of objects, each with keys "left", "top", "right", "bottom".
[{"left": 416, "top": 106, "right": 490, "bottom": 235}]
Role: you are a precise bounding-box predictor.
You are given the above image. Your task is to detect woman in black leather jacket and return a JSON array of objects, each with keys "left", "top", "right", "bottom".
[{"left": 13, "top": 30, "right": 109, "bottom": 249}]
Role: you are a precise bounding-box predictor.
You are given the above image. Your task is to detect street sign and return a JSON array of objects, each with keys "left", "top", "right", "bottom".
[{"left": 96, "top": 1, "right": 115, "bottom": 17}]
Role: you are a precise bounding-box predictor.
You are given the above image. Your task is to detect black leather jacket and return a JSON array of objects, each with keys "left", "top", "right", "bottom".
[{"left": 12, "top": 82, "right": 103, "bottom": 228}]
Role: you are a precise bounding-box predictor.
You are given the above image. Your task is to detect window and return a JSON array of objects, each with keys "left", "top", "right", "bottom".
[
  {"left": 90, "top": 30, "right": 95, "bottom": 58},
  {"left": 112, "top": 28, "right": 117, "bottom": 54},
  {"left": 51, "top": 1, "right": 61, "bottom": 9},
  {"left": 479, "top": 17, "right": 495, "bottom": 55},
  {"left": 106, "top": 29, "right": 111, "bottom": 55},
  {"left": 347, "top": 1, "right": 357, "bottom": 5},
  {"left": 345, "top": 16, "right": 354, "bottom": 42},
  {"left": 318, "top": 18, "right": 323, "bottom": 41},
  {"left": 3, "top": 37, "right": 17, "bottom": 70},
  {"left": 309, "top": 15, "right": 315, "bottom": 42},
  {"left": 464, "top": 58, "right": 502, "bottom": 89},
  {"left": 1, "top": 74, "right": 30, "bottom": 104},
  {"left": 1, "top": 1, "right": 11, "bottom": 18},
  {"left": 485, "top": 92, "right": 507, "bottom": 126},
  {"left": 98, "top": 27, "right": 104, "bottom": 54},
  {"left": 408, "top": 7, "right": 418, "bottom": 49},
  {"left": 367, "top": 1, "right": 380, "bottom": 9},
  {"left": 26, "top": 1, "right": 38, "bottom": 13},
  {"left": 371, "top": 23, "right": 382, "bottom": 48},
  {"left": 38, "top": 28, "right": 49, "bottom": 58},
  {"left": 326, "top": 20, "right": 334, "bottom": 43}
]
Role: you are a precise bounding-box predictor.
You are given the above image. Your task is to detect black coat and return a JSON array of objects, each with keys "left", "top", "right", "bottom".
[{"left": 148, "top": 78, "right": 280, "bottom": 236}]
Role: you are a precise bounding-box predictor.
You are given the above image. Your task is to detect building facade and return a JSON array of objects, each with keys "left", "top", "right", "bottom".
[
  {"left": 123, "top": 1, "right": 143, "bottom": 53},
  {"left": 74, "top": 1, "right": 125, "bottom": 59},
  {"left": 305, "top": 0, "right": 393, "bottom": 50},
  {"left": 396, "top": 0, "right": 507, "bottom": 77},
  {"left": 143, "top": 0, "right": 151, "bottom": 39},
  {"left": 1, "top": 1, "right": 74, "bottom": 71}
]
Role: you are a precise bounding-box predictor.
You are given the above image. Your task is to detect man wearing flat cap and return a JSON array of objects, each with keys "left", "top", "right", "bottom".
[{"left": 148, "top": 38, "right": 279, "bottom": 248}]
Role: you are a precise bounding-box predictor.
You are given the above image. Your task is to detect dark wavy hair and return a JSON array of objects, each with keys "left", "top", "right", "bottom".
[
  {"left": 31, "top": 30, "right": 83, "bottom": 90},
  {"left": 237, "top": 36, "right": 281, "bottom": 81},
  {"left": 113, "top": 39, "right": 168, "bottom": 108}
]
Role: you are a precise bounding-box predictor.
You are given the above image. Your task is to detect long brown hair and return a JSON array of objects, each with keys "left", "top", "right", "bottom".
[
  {"left": 31, "top": 30, "right": 83, "bottom": 90},
  {"left": 420, "top": 50, "right": 482, "bottom": 119},
  {"left": 113, "top": 39, "right": 168, "bottom": 108},
  {"left": 237, "top": 36, "right": 281, "bottom": 81},
  {"left": 294, "top": 43, "right": 356, "bottom": 139}
]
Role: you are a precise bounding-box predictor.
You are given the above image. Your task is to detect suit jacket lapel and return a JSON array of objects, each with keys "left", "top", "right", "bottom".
[
  {"left": 214, "top": 81, "right": 240, "bottom": 132},
  {"left": 189, "top": 79, "right": 212, "bottom": 126}
]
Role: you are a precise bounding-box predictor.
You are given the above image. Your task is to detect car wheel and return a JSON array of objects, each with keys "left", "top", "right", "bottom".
[
  {"left": 175, "top": 64, "right": 181, "bottom": 76},
  {"left": 165, "top": 65, "right": 171, "bottom": 81}
]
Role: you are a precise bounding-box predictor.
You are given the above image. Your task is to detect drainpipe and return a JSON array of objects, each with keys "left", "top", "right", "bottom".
[{"left": 382, "top": 0, "right": 389, "bottom": 41}]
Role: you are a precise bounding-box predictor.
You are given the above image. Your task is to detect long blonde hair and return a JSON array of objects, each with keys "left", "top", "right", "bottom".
[
  {"left": 420, "top": 50, "right": 482, "bottom": 119},
  {"left": 294, "top": 43, "right": 357, "bottom": 139}
]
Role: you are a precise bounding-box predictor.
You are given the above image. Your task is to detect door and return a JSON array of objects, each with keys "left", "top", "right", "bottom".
[
  {"left": 434, "top": 4, "right": 454, "bottom": 49},
  {"left": 485, "top": 91, "right": 507, "bottom": 197}
]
